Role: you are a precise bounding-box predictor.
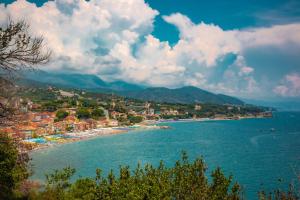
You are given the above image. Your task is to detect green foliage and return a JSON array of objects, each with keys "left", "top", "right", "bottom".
[
  {"left": 120, "top": 86, "right": 244, "bottom": 105},
  {"left": 65, "top": 125, "right": 73, "bottom": 132},
  {"left": 19, "top": 88, "right": 56, "bottom": 103},
  {"left": 116, "top": 115, "right": 130, "bottom": 126},
  {"left": 68, "top": 99, "right": 77, "bottom": 107},
  {"left": 128, "top": 115, "right": 143, "bottom": 124},
  {"left": 33, "top": 167, "right": 76, "bottom": 200},
  {"left": 55, "top": 110, "right": 69, "bottom": 121},
  {"left": 41, "top": 101, "right": 58, "bottom": 112},
  {"left": 258, "top": 184, "right": 299, "bottom": 200},
  {"left": 91, "top": 108, "right": 105, "bottom": 120},
  {"left": 0, "top": 132, "right": 29, "bottom": 200},
  {"left": 76, "top": 108, "right": 91, "bottom": 119},
  {"left": 30, "top": 152, "right": 243, "bottom": 200},
  {"left": 114, "top": 103, "right": 127, "bottom": 113},
  {"left": 81, "top": 99, "right": 97, "bottom": 108}
]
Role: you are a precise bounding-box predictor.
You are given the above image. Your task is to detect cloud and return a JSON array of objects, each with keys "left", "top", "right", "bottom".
[
  {"left": 162, "top": 13, "right": 300, "bottom": 97},
  {"left": 1, "top": 1, "right": 300, "bottom": 98},
  {"left": 273, "top": 73, "right": 300, "bottom": 97},
  {"left": 0, "top": 0, "right": 158, "bottom": 74},
  {"left": 237, "top": 23, "right": 300, "bottom": 48},
  {"left": 163, "top": 13, "right": 240, "bottom": 67}
]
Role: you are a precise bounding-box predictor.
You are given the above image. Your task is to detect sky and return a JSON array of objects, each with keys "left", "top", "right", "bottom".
[{"left": 0, "top": 0, "right": 300, "bottom": 100}]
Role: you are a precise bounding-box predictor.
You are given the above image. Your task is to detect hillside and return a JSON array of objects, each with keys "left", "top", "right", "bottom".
[
  {"left": 23, "top": 71, "right": 244, "bottom": 105},
  {"left": 22, "top": 71, "right": 143, "bottom": 91},
  {"left": 119, "top": 86, "right": 244, "bottom": 105}
]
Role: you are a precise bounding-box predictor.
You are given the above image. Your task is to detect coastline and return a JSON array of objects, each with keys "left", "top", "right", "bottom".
[
  {"left": 25, "top": 114, "right": 271, "bottom": 153},
  {"left": 157, "top": 114, "right": 270, "bottom": 123},
  {"left": 28, "top": 111, "right": 298, "bottom": 200},
  {"left": 25, "top": 125, "right": 164, "bottom": 153}
]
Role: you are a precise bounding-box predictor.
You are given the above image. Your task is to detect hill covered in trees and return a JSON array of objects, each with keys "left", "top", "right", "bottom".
[
  {"left": 23, "top": 71, "right": 244, "bottom": 105},
  {"left": 120, "top": 86, "right": 244, "bottom": 105}
]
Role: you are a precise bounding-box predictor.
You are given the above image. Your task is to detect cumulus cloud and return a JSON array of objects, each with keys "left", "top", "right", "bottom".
[
  {"left": 163, "top": 13, "right": 240, "bottom": 67},
  {"left": 0, "top": 0, "right": 158, "bottom": 74},
  {"left": 1, "top": 1, "right": 300, "bottom": 98},
  {"left": 273, "top": 73, "right": 300, "bottom": 97}
]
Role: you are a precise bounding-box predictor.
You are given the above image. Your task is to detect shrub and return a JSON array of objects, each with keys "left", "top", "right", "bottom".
[
  {"left": 91, "top": 108, "right": 105, "bottom": 120},
  {"left": 31, "top": 152, "right": 242, "bottom": 200},
  {"left": 76, "top": 108, "right": 91, "bottom": 119},
  {"left": 0, "top": 133, "right": 29, "bottom": 199},
  {"left": 128, "top": 115, "right": 143, "bottom": 124},
  {"left": 55, "top": 110, "right": 69, "bottom": 121}
]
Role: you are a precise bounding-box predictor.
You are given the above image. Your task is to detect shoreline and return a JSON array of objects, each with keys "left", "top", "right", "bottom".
[
  {"left": 25, "top": 115, "right": 271, "bottom": 153},
  {"left": 25, "top": 125, "right": 164, "bottom": 153},
  {"left": 157, "top": 115, "right": 270, "bottom": 123}
]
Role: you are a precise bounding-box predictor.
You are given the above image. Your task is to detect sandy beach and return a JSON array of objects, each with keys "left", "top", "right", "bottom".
[{"left": 23, "top": 125, "right": 164, "bottom": 152}]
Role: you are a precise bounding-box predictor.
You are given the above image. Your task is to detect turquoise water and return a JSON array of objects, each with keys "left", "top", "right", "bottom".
[
  {"left": 25, "top": 138, "right": 47, "bottom": 144},
  {"left": 30, "top": 112, "right": 300, "bottom": 199}
]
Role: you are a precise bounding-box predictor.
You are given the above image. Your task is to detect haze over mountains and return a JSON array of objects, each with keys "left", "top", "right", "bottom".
[{"left": 22, "top": 71, "right": 244, "bottom": 105}]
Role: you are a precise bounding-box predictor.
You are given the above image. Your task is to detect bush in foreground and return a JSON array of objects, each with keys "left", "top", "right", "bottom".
[
  {"left": 31, "top": 152, "right": 241, "bottom": 200},
  {"left": 0, "top": 133, "right": 29, "bottom": 200}
]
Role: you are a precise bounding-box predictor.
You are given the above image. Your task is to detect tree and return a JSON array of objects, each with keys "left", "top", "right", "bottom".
[
  {"left": 128, "top": 115, "right": 143, "bottom": 124},
  {"left": 0, "top": 78, "right": 17, "bottom": 125},
  {"left": 41, "top": 101, "right": 58, "bottom": 112},
  {"left": 0, "top": 19, "right": 51, "bottom": 125},
  {"left": 0, "top": 132, "right": 29, "bottom": 199},
  {"left": 55, "top": 110, "right": 69, "bottom": 121},
  {"left": 0, "top": 19, "right": 50, "bottom": 199},
  {"left": 76, "top": 108, "right": 91, "bottom": 119},
  {"left": 29, "top": 152, "right": 243, "bottom": 200},
  {"left": 91, "top": 108, "right": 104, "bottom": 120},
  {"left": 0, "top": 19, "right": 51, "bottom": 73},
  {"left": 81, "top": 99, "right": 97, "bottom": 108},
  {"left": 258, "top": 183, "right": 299, "bottom": 200}
]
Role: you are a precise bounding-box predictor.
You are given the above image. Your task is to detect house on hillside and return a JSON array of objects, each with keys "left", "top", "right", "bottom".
[
  {"left": 16, "top": 124, "right": 37, "bottom": 139},
  {"left": 195, "top": 105, "right": 202, "bottom": 111},
  {"left": 108, "top": 119, "right": 119, "bottom": 127}
]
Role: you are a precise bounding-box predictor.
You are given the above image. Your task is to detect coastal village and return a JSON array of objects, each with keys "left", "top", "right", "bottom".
[{"left": 0, "top": 86, "right": 272, "bottom": 151}]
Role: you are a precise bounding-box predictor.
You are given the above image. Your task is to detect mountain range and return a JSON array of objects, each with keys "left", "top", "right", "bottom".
[
  {"left": 21, "top": 71, "right": 244, "bottom": 105},
  {"left": 119, "top": 87, "right": 244, "bottom": 105}
]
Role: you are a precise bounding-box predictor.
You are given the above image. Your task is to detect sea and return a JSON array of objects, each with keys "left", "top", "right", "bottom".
[{"left": 30, "top": 111, "right": 300, "bottom": 199}]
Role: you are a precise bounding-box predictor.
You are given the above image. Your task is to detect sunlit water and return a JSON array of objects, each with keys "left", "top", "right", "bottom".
[{"left": 30, "top": 112, "right": 300, "bottom": 199}]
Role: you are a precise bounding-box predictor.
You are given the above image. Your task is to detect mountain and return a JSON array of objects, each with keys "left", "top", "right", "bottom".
[
  {"left": 23, "top": 71, "right": 143, "bottom": 91},
  {"left": 22, "top": 71, "right": 244, "bottom": 105},
  {"left": 23, "top": 71, "right": 108, "bottom": 89},
  {"left": 119, "top": 86, "right": 244, "bottom": 105},
  {"left": 108, "top": 81, "right": 144, "bottom": 91}
]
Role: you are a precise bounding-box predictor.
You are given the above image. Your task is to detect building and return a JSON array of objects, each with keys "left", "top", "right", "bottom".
[
  {"left": 108, "top": 119, "right": 119, "bottom": 127},
  {"left": 195, "top": 104, "right": 202, "bottom": 111},
  {"left": 16, "top": 124, "right": 37, "bottom": 139},
  {"left": 96, "top": 119, "right": 109, "bottom": 128},
  {"left": 162, "top": 109, "right": 179, "bottom": 115},
  {"left": 110, "top": 111, "right": 127, "bottom": 119},
  {"left": 148, "top": 108, "right": 155, "bottom": 115}
]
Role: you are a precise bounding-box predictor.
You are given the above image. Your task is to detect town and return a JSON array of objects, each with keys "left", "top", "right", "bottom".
[{"left": 0, "top": 85, "right": 272, "bottom": 150}]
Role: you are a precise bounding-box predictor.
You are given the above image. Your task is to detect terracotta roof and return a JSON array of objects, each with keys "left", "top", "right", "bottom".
[{"left": 17, "top": 125, "right": 37, "bottom": 131}]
